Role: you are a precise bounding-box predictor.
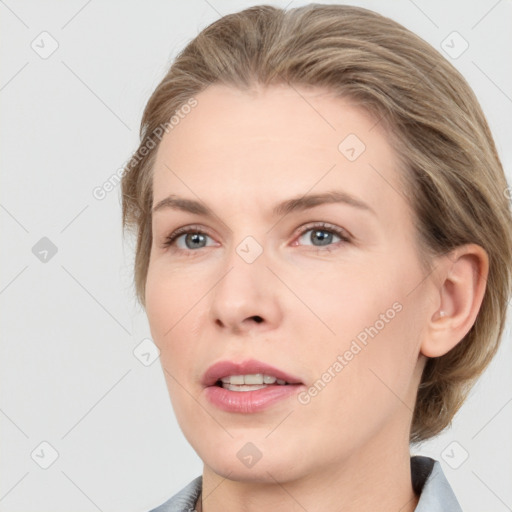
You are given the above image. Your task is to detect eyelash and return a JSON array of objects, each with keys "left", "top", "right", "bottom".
[{"left": 162, "top": 222, "right": 351, "bottom": 254}]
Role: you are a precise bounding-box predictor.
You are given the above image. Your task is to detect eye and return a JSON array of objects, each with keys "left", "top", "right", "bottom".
[
  {"left": 161, "top": 222, "right": 351, "bottom": 254},
  {"left": 293, "top": 222, "right": 351, "bottom": 248},
  {"left": 162, "top": 225, "right": 215, "bottom": 252}
]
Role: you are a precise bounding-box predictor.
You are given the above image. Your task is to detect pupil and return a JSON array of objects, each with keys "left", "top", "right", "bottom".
[
  {"left": 313, "top": 230, "right": 331, "bottom": 246},
  {"left": 187, "top": 233, "right": 204, "bottom": 249}
]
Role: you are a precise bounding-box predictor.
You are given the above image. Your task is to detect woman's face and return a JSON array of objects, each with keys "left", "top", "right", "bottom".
[{"left": 146, "top": 84, "right": 434, "bottom": 482}]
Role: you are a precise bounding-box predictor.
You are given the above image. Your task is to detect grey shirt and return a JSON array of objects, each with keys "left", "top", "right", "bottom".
[{"left": 149, "top": 455, "right": 462, "bottom": 512}]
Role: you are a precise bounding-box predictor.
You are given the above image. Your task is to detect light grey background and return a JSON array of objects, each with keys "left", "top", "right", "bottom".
[{"left": 1, "top": 0, "right": 511, "bottom": 511}]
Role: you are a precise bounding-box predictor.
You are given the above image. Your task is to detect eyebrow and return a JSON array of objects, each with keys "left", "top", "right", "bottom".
[{"left": 152, "top": 190, "right": 376, "bottom": 219}]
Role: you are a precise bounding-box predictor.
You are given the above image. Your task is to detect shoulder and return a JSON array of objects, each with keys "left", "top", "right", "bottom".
[
  {"left": 412, "top": 455, "right": 463, "bottom": 511},
  {"left": 148, "top": 476, "right": 202, "bottom": 512}
]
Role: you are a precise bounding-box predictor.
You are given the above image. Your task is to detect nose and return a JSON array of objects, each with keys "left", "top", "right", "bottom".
[{"left": 208, "top": 241, "right": 283, "bottom": 335}]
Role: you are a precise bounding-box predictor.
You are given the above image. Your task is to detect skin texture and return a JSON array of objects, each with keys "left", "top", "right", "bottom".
[{"left": 145, "top": 84, "right": 488, "bottom": 512}]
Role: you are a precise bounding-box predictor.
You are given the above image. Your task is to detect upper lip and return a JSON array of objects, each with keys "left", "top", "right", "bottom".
[{"left": 202, "top": 359, "right": 303, "bottom": 387}]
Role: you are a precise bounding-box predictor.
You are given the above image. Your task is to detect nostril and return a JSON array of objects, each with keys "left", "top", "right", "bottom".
[{"left": 252, "top": 316, "right": 263, "bottom": 323}]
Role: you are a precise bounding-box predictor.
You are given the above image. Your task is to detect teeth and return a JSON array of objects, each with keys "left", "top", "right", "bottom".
[
  {"left": 219, "top": 374, "right": 286, "bottom": 385},
  {"left": 244, "top": 373, "right": 264, "bottom": 385},
  {"left": 222, "top": 375, "right": 245, "bottom": 385},
  {"left": 223, "top": 383, "right": 268, "bottom": 392}
]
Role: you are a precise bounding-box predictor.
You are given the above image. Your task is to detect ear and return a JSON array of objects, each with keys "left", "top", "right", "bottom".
[{"left": 420, "top": 244, "right": 489, "bottom": 358}]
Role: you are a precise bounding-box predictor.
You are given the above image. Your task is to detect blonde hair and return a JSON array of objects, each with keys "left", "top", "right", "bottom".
[{"left": 121, "top": 4, "right": 512, "bottom": 442}]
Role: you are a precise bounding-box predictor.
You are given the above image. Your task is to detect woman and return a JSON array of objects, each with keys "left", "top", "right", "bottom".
[{"left": 121, "top": 4, "right": 512, "bottom": 511}]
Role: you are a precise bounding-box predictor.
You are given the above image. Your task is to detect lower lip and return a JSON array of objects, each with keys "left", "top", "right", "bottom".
[{"left": 204, "top": 384, "right": 304, "bottom": 413}]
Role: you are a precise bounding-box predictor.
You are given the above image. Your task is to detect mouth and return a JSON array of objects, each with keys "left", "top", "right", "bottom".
[
  {"left": 202, "top": 358, "right": 303, "bottom": 388},
  {"left": 202, "top": 359, "right": 305, "bottom": 413},
  {"left": 216, "top": 373, "right": 292, "bottom": 391}
]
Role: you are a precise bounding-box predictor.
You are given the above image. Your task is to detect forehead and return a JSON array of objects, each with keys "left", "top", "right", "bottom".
[{"left": 151, "top": 84, "right": 407, "bottom": 221}]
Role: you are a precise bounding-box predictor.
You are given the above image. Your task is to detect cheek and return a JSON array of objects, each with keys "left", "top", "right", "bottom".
[
  {"left": 145, "top": 263, "right": 207, "bottom": 381},
  {"left": 304, "top": 261, "right": 398, "bottom": 346},
  {"left": 309, "top": 306, "right": 420, "bottom": 449},
  {"left": 313, "top": 253, "right": 424, "bottom": 401},
  {"left": 145, "top": 271, "right": 197, "bottom": 416},
  {"left": 145, "top": 260, "right": 190, "bottom": 340}
]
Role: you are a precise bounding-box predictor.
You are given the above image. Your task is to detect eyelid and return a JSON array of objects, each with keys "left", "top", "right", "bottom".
[
  {"left": 292, "top": 221, "right": 352, "bottom": 243},
  {"left": 162, "top": 224, "right": 216, "bottom": 248}
]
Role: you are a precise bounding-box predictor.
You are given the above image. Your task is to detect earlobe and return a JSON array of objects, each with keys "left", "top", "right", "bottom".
[{"left": 420, "top": 244, "right": 489, "bottom": 358}]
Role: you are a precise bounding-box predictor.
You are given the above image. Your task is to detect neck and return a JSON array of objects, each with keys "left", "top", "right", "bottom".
[{"left": 200, "top": 425, "right": 419, "bottom": 512}]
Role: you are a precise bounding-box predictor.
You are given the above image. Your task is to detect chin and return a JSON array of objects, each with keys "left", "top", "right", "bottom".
[
  {"left": 198, "top": 441, "right": 308, "bottom": 484},
  {"left": 206, "top": 460, "right": 293, "bottom": 484}
]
